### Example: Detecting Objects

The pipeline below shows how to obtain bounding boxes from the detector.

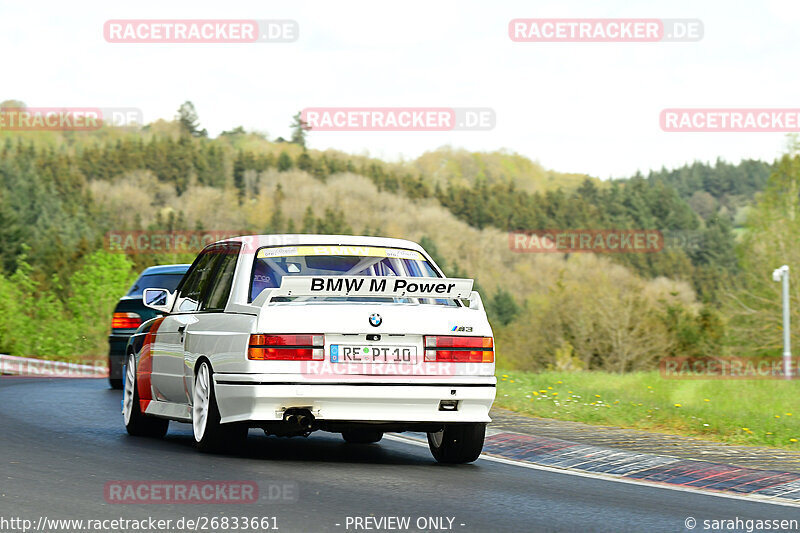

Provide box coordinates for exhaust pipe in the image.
[283,408,315,429]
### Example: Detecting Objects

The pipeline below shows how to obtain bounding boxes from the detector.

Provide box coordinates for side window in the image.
[174,249,220,313]
[204,245,240,311]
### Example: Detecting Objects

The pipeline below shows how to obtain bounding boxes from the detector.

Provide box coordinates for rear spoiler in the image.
[252,276,484,310]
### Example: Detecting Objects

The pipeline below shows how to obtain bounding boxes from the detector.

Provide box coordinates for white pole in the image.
[773,265,792,379]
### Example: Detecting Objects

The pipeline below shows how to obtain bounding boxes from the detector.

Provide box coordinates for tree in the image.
[277,151,293,172]
[0,197,23,274]
[297,151,313,171]
[220,126,247,137]
[233,151,246,200]
[290,111,310,148]
[688,190,718,220]
[301,206,316,233]
[419,236,447,272]
[177,101,207,137]
[317,207,352,234]
[487,289,520,326]
[67,250,136,355]
[726,154,800,356]
[267,185,285,233]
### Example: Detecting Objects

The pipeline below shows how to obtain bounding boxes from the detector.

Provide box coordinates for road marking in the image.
[385,434,800,509]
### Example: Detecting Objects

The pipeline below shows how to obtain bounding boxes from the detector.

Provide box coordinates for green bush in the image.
[0,248,134,360]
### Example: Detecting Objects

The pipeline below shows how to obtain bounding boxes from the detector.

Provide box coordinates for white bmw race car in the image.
[123,235,496,463]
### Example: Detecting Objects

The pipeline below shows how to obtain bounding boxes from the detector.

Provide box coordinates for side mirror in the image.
[143,288,175,314]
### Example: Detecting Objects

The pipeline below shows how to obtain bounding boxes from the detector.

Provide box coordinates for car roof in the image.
[215,234,426,253]
[139,264,192,275]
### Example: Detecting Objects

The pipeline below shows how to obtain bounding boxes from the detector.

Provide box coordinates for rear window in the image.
[127,273,185,297]
[250,245,454,306]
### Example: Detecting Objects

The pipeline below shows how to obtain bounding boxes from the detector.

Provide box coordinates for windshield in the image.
[127,273,185,297]
[250,245,455,306]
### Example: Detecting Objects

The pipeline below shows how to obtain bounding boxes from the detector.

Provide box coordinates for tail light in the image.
[424,336,494,363]
[248,334,324,361]
[112,312,142,329]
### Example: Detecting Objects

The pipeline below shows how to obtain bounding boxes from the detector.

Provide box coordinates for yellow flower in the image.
[742,427,751,432]
[510,380,515,383]
[547,386,553,390]
[502,374,508,378]
[556,381,563,384]
[568,391,574,394]
[791,438,798,443]
[532,391,538,396]
[595,394,601,398]
[647,386,652,389]
[552,392,558,396]
[766,432,773,435]
[539,390,547,394]
[775,415,781,418]
[787,413,793,416]
[703,399,710,402]
[674,404,682,408]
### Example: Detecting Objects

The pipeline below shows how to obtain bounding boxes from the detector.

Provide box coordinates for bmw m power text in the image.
[123,235,496,463]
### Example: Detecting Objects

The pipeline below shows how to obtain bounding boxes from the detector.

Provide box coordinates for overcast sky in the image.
[2,0,798,178]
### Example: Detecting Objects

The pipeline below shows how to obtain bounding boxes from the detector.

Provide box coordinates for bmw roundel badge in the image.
[369,313,382,327]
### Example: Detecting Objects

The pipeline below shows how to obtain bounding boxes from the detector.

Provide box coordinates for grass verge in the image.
[494,369,800,449]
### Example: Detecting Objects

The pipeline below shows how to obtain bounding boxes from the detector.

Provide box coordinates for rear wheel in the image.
[342,429,383,444]
[192,361,247,452]
[109,355,123,389]
[427,423,485,464]
[123,353,169,437]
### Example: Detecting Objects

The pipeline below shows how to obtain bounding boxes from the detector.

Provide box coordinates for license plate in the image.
[330,345,417,364]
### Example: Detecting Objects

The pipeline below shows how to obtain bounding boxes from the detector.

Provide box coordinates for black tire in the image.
[123,354,169,438]
[342,429,384,444]
[193,361,248,453]
[109,377,123,390]
[427,423,486,464]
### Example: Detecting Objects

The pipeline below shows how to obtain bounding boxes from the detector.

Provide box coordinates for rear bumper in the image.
[213,374,496,425]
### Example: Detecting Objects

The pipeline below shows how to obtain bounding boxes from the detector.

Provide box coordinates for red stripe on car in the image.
[137,316,165,412]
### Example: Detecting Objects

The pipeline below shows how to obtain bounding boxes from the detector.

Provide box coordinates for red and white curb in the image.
[388,430,800,508]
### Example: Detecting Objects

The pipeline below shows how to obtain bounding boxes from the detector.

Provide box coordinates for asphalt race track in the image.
[0,379,797,533]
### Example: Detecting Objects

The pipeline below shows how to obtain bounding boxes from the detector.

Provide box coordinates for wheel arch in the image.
[194,355,213,376]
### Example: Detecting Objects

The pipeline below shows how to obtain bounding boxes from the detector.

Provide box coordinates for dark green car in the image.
[108,264,191,389]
